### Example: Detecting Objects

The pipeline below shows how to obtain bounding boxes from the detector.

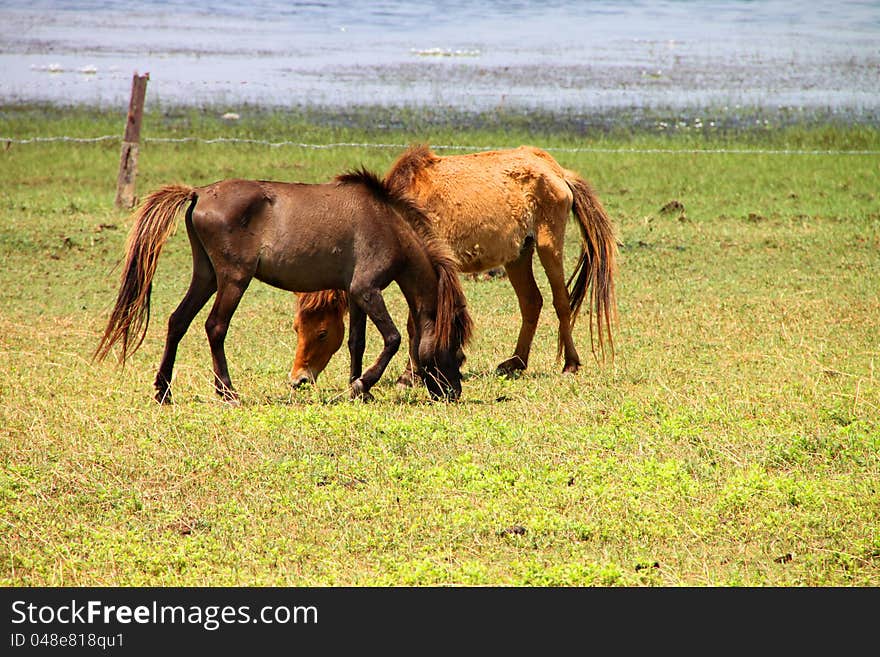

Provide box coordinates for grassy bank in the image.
[1,105,878,586]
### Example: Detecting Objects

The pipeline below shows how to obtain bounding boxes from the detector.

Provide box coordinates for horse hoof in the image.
[218,389,241,406]
[350,380,374,402]
[496,356,526,378]
[562,363,580,375]
[154,389,173,405]
[395,372,415,388]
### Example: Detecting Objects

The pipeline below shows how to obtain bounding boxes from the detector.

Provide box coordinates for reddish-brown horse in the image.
[94,169,473,402]
[290,145,618,387]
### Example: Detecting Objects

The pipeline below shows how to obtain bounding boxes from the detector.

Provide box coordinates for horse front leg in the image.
[395,312,420,388]
[348,287,400,401]
[347,300,368,385]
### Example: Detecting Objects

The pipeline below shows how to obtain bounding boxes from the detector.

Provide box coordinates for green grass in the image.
[1,105,878,586]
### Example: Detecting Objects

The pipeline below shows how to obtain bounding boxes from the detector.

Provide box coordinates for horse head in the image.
[417,331,463,402]
[290,290,347,387]
[417,285,472,401]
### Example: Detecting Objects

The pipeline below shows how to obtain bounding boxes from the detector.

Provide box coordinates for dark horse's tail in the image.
[93,184,196,364]
[562,171,619,362]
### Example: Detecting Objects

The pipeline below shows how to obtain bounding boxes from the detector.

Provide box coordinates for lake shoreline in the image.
[5,1,878,132]
[3,100,878,137]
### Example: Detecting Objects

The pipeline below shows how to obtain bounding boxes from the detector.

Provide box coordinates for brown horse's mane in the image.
[334,166,473,350]
[383,144,439,197]
[296,288,347,314]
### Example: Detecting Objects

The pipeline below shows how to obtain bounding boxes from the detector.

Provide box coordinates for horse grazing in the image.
[94,169,473,403]
[289,145,618,387]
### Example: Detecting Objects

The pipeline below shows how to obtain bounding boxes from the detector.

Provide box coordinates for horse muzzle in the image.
[289,369,317,389]
[424,375,462,402]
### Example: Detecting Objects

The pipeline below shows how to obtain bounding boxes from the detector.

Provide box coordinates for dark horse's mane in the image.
[334,167,473,350]
[335,167,438,245]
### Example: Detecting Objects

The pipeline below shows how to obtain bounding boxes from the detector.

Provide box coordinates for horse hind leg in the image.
[154,232,217,404]
[204,274,252,404]
[496,239,542,377]
[535,235,580,374]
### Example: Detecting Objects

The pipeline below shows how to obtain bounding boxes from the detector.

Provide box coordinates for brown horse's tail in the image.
[563,172,619,362]
[93,184,196,364]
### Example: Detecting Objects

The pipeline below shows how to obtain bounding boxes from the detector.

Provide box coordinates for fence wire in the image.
[2,134,878,155]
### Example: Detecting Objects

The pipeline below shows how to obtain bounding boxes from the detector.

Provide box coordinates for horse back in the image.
[387,146,575,272]
[191,178,368,241]
[195,178,422,293]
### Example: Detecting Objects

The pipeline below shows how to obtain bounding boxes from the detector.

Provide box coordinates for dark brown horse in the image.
[94,169,473,402]
[290,145,618,387]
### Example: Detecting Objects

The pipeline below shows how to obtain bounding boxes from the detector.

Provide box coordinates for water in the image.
[1,0,878,117]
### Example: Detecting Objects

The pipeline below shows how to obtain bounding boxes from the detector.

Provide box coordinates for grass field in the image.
[1,105,878,586]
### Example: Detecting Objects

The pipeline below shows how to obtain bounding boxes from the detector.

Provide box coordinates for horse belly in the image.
[413,171,535,273]
[255,243,352,292]
[431,200,532,273]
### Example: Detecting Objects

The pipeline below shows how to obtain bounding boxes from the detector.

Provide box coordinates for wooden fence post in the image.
[115,72,150,209]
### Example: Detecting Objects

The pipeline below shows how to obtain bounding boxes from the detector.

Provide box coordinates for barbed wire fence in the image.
[2,134,878,156]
